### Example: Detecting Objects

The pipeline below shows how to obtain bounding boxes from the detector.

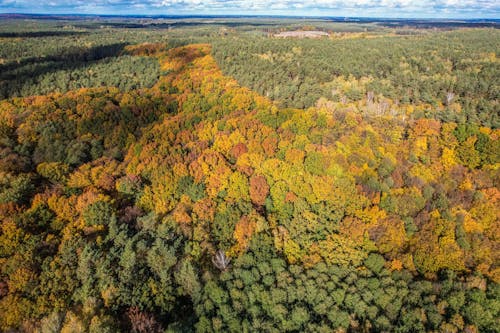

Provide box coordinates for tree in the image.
[212,250,231,271]
[249,175,270,206]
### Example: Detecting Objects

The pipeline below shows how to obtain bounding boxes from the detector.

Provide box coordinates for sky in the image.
[0,0,499,19]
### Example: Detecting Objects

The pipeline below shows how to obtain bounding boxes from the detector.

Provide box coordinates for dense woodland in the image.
[0,18,499,332]
[212,29,499,127]
[0,26,171,98]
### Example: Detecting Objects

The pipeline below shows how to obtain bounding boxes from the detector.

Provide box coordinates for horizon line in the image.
[1,12,499,22]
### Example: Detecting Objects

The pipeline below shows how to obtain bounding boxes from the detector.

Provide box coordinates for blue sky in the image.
[0,0,499,19]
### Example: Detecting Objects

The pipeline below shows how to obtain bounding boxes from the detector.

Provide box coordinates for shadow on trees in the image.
[0,43,128,98]
[0,31,87,38]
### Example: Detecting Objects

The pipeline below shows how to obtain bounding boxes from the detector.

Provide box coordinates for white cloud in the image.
[0,0,498,17]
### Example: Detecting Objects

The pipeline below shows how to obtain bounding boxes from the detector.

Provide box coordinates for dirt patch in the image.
[274,31,329,38]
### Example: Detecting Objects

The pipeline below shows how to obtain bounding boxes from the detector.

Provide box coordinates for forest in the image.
[212,29,499,127]
[0,17,498,332]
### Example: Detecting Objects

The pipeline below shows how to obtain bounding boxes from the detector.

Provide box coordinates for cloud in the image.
[0,0,498,18]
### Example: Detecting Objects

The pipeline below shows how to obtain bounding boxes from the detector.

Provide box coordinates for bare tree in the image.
[127,307,162,333]
[376,100,389,116]
[445,92,455,105]
[366,91,374,105]
[212,250,231,271]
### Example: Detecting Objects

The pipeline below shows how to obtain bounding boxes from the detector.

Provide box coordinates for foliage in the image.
[0,19,498,333]
[212,29,500,127]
